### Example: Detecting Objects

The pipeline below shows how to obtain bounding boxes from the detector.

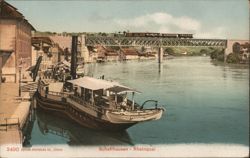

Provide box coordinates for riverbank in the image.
[210,59,249,68]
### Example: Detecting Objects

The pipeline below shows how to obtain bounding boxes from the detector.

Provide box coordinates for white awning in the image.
[67,76,121,90]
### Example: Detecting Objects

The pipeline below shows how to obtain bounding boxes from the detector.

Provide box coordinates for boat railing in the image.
[69,95,85,106]
[126,100,141,110]
[47,91,70,98]
[68,95,110,114]
[140,100,159,109]
[0,117,20,131]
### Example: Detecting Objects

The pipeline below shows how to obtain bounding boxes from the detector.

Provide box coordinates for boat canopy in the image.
[67,76,140,93]
[106,86,141,94]
[67,76,120,90]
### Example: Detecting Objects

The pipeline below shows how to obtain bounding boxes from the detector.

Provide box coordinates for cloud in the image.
[196,27,228,39]
[149,12,173,25]
[88,12,112,23]
[173,16,201,31]
[114,12,201,32]
[113,12,226,38]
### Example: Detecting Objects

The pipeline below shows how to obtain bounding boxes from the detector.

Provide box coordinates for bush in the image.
[164,47,175,55]
[210,49,224,61]
[226,53,241,63]
[200,49,208,55]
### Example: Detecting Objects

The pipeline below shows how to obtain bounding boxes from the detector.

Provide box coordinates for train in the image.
[124,32,193,38]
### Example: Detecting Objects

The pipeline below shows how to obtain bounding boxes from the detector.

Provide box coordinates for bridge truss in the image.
[85,36,227,48]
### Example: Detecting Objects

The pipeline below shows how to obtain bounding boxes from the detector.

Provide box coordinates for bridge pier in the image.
[224,48,230,62]
[158,47,163,63]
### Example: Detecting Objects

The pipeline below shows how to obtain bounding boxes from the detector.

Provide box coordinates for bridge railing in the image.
[85,36,227,48]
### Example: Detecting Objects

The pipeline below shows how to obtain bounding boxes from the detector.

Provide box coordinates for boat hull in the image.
[35,93,136,131]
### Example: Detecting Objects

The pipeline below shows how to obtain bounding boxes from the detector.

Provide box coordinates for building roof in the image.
[105,47,115,52]
[105,52,118,56]
[49,35,72,51]
[32,36,53,46]
[0,49,14,53]
[0,0,35,30]
[121,48,139,56]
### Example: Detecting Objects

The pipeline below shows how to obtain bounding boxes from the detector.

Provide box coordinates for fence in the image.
[0,114,20,131]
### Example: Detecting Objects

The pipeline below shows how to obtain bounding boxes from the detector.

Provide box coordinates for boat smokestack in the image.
[71,35,78,79]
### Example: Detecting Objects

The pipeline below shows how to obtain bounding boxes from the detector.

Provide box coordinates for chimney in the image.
[70,36,78,79]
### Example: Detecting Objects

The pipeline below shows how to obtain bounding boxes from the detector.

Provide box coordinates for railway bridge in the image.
[83,36,228,63]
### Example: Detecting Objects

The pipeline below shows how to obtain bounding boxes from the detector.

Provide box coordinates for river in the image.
[25,56,249,147]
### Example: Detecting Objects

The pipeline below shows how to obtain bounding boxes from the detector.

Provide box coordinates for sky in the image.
[6,0,250,39]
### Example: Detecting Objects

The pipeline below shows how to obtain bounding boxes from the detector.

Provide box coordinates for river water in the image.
[26,57,249,147]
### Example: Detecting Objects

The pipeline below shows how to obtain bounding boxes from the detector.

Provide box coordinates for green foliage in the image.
[141,46,146,52]
[167,47,217,56]
[226,53,241,63]
[164,47,175,55]
[210,49,224,61]
[200,49,208,55]
[232,42,241,54]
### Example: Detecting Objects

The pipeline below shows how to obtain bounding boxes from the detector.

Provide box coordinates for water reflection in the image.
[210,61,249,80]
[34,106,133,146]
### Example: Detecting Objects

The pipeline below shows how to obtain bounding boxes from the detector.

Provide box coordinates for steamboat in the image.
[34,36,165,131]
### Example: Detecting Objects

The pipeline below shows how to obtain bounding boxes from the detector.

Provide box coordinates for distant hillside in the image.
[164,47,223,56]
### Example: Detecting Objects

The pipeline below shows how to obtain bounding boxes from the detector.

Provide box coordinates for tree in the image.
[210,49,224,61]
[141,46,146,53]
[101,33,107,36]
[164,47,175,55]
[232,42,241,54]
[226,53,240,63]
[200,49,208,55]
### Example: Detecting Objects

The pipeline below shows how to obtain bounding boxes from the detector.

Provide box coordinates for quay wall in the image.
[0,83,33,146]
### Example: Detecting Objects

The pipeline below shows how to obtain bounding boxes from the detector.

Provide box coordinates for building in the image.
[138,52,157,60]
[31,36,64,70]
[103,46,119,61]
[120,48,139,60]
[86,45,119,62]
[105,52,119,61]
[0,0,35,82]
[86,46,98,62]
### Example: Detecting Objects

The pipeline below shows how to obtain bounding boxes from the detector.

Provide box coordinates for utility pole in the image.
[71,35,78,79]
[18,66,22,97]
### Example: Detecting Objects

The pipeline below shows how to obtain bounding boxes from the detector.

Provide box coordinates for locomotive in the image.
[125,32,193,38]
